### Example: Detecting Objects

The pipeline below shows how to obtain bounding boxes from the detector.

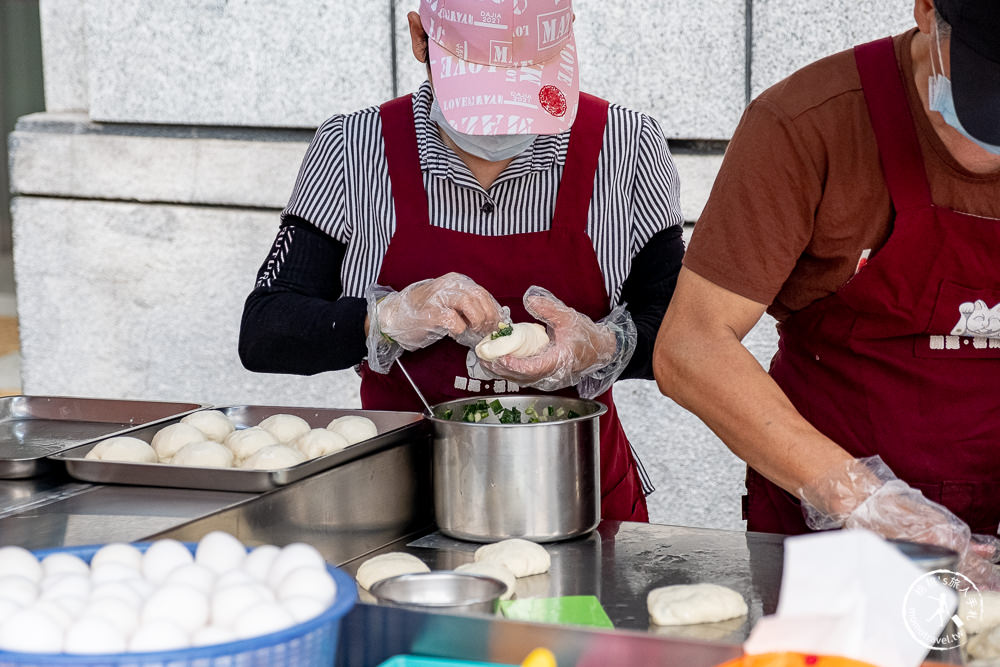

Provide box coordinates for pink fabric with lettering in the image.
[420,0,580,135]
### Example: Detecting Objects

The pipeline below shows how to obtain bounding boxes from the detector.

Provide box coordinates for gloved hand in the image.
[365,273,505,374]
[799,456,1000,590]
[477,286,636,398]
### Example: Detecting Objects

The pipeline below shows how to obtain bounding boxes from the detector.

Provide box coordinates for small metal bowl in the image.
[369,571,506,615]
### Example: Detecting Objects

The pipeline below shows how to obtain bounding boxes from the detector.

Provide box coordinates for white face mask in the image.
[429,98,537,162]
[927,24,1000,155]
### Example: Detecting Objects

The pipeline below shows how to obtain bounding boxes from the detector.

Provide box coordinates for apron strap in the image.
[854,38,933,213]
[379,94,431,230]
[551,92,610,234]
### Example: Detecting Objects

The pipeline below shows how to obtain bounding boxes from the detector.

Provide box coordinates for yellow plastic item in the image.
[520,647,557,667]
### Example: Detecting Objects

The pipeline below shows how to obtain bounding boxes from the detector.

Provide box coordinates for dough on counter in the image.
[647,583,748,626]
[240,444,306,470]
[474,539,550,578]
[180,410,235,443]
[475,322,549,361]
[968,623,1000,660]
[224,427,279,461]
[961,590,1000,636]
[293,429,350,459]
[454,561,516,600]
[355,552,430,591]
[171,440,235,468]
[151,423,209,463]
[257,414,311,444]
[85,437,157,464]
[326,416,378,445]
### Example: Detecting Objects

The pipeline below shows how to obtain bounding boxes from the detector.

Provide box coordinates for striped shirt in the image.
[276,81,683,306]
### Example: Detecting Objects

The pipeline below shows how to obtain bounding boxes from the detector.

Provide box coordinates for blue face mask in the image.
[928,28,1000,155]
[429,98,537,162]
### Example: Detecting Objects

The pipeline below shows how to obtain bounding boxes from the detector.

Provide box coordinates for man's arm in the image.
[652,267,854,495]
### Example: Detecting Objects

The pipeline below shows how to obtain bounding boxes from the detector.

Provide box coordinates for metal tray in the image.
[0,395,204,479]
[53,405,428,493]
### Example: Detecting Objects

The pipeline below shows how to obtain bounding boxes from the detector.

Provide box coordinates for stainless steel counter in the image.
[330,521,783,666]
[0,427,963,667]
[343,522,783,642]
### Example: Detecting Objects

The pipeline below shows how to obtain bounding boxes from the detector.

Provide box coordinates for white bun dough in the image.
[171,441,235,468]
[326,416,378,445]
[294,429,350,459]
[180,410,235,442]
[240,444,306,470]
[968,623,1000,660]
[257,414,311,444]
[355,552,429,591]
[85,437,157,464]
[961,590,1000,636]
[646,583,748,626]
[151,423,208,463]
[224,427,279,461]
[454,561,516,600]
[474,539,550,578]
[475,322,549,361]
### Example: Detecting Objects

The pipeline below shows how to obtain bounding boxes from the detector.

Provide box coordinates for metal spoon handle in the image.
[396,358,434,416]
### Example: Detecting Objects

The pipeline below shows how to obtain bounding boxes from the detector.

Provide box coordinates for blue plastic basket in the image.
[0,542,357,667]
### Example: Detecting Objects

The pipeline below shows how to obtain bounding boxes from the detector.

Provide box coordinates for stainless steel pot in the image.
[430,395,606,543]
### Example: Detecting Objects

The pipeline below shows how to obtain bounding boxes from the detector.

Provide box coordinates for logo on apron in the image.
[929,300,1000,351]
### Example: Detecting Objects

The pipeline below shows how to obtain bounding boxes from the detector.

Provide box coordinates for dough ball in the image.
[647,583,748,626]
[180,410,235,442]
[85,437,157,464]
[171,441,235,468]
[151,423,208,463]
[240,444,306,470]
[454,561,516,600]
[961,590,1000,636]
[968,623,1000,660]
[257,414,311,444]
[355,552,429,591]
[326,416,378,445]
[224,427,279,461]
[473,539,550,578]
[475,322,549,361]
[294,428,350,459]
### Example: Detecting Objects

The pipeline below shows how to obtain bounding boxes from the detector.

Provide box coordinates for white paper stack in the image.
[744,529,957,667]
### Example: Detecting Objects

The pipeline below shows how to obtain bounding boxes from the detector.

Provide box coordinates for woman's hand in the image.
[375,273,504,349]
[480,287,617,391]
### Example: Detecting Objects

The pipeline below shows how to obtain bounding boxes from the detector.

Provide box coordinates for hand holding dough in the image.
[475,323,549,361]
[647,583,747,626]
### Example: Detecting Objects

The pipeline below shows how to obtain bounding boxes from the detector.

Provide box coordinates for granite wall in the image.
[10,0,915,531]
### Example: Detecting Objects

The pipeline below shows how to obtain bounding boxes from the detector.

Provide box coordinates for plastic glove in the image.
[365,273,505,374]
[477,286,637,398]
[798,456,1000,590]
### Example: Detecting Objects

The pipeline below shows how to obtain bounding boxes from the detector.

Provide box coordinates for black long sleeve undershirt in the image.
[238,217,684,381]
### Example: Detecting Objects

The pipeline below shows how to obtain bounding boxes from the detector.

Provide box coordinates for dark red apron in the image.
[747,37,1000,536]
[360,92,648,522]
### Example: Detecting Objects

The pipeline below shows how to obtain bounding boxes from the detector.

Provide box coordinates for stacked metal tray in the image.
[0,395,204,479]
[51,405,427,493]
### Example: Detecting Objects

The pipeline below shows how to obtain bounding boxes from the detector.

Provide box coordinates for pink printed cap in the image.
[420,0,580,136]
